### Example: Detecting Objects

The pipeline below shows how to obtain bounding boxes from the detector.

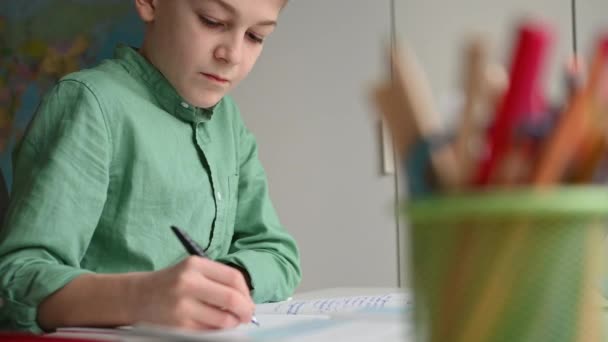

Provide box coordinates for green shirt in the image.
[0,45,301,333]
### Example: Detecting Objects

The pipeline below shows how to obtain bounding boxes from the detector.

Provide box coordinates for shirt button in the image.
[180,102,189,108]
[216,191,222,201]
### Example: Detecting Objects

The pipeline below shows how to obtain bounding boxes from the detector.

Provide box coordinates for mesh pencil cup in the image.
[404,186,608,342]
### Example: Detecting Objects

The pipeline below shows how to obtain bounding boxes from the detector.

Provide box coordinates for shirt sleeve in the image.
[216,121,302,304]
[0,80,111,333]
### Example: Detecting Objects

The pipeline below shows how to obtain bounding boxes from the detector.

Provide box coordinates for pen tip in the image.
[251,317,260,327]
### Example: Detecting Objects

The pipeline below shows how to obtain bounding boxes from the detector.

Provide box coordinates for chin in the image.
[196,99,222,109]
[188,94,224,109]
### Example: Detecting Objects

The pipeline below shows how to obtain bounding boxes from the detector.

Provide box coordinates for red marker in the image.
[473,20,554,186]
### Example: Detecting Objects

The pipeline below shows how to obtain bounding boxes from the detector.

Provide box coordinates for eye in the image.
[199,15,225,29]
[247,32,264,44]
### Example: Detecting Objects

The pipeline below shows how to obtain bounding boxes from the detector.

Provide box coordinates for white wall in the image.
[393,0,608,286]
[577,0,608,54]
[395,0,608,104]
[232,0,608,293]
[232,0,400,292]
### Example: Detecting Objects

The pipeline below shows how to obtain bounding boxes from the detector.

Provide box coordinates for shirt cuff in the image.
[0,297,41,333]
[0,267,91,333]
[216,250,298,304]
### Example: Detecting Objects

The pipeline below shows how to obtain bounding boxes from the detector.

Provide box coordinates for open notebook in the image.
[52,291,412,341]
[128,291,412,341]
[255,291,411,316]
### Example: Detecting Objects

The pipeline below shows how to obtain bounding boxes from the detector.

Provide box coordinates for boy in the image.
[0,0,300,333]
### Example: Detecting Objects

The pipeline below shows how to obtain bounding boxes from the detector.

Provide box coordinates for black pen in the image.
[170,225,260,327]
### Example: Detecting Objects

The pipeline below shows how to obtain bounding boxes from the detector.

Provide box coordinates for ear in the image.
[134,0,157,22]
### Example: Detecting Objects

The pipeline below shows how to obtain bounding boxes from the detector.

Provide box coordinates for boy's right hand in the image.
[130,256,255,330]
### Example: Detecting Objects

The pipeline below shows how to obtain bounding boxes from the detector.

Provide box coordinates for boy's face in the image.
[136,0,284,108]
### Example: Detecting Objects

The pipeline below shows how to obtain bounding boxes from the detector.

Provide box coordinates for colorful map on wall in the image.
[0,0,143,189]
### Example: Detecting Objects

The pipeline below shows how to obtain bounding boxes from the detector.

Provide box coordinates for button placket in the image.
[211,172,223,228]
[193,123,224,255]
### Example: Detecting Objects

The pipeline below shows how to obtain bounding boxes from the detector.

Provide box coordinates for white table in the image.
[49,287,411,342]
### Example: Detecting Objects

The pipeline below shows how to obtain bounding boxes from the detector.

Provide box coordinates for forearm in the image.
[37,272,145,331]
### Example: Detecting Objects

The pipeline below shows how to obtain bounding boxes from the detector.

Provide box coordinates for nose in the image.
[214,33,243,65]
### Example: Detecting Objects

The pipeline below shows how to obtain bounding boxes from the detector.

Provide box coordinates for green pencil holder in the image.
[405,186,608,342]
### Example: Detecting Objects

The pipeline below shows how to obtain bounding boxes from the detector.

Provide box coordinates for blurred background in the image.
[1,1,606,293]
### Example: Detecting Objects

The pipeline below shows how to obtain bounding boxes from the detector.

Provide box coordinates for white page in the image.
[128,313,412,342]
[255,292,411,315]
[128,315,330,342]
[85,293,413,341]
[260,318,412,342]
[51,327,137,341]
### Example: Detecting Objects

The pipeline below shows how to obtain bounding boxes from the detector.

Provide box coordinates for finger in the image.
[176,319,216,331]
[178,258,253,322]
[196,277,254,323]
[194,302,242,329]
[193,258,252,298]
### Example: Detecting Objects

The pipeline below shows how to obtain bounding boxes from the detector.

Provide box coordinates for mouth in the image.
[201,72,229,84]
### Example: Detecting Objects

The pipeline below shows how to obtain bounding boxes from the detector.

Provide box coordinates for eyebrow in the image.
[206,0,277,26]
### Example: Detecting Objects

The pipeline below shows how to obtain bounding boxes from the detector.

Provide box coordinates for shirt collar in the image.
[114,44,219,124]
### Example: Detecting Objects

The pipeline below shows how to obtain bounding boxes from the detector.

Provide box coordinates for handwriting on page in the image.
[257,293,411,315]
